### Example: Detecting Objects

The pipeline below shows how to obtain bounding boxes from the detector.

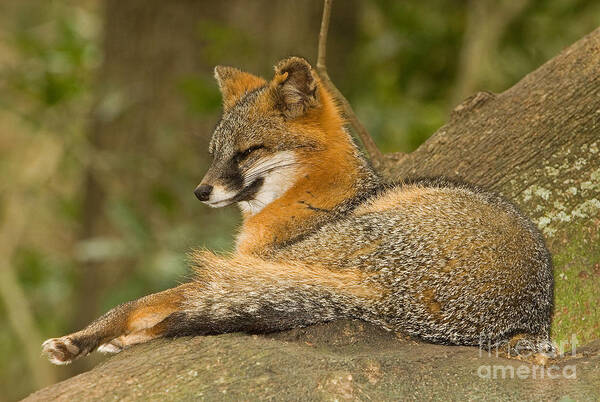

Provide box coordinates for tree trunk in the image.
[26,25,600,402]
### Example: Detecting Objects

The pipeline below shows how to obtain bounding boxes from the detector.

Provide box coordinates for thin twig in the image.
[316,0,332,70]
[316,0,386,170]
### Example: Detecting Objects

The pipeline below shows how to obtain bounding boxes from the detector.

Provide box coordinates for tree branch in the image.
[316,0,387,171]
[25,321,600,401]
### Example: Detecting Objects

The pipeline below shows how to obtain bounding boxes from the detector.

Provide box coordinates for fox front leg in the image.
[42,284,190,365]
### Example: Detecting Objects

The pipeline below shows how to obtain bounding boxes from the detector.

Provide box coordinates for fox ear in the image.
[271,57,319,119]
[214,66,267,110]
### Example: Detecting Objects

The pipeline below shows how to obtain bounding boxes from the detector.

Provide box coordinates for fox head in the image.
[195,56,355,215]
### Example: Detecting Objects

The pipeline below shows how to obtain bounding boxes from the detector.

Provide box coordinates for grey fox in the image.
[42,57,553,365]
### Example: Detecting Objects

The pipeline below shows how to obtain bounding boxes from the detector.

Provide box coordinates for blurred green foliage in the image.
[178,76,222,115]
[346,0,600,152]
[0,2,100,397]
[0,1,599,400]
[350,1,465,151]
[1,2,99,120]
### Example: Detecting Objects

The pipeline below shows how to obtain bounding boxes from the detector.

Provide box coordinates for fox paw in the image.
[98,339,124,354]
[42,337,84,365]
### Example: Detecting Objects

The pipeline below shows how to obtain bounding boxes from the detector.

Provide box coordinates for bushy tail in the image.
[166,251,382,336]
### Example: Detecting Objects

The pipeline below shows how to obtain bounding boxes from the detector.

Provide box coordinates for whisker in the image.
[245,162,298,179]
[244,161,302,183]
[244,159,296,175]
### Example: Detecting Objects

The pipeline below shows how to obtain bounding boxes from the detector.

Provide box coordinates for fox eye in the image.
[235,145,265,161]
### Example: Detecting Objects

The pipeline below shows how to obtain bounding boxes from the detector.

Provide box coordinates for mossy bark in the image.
[25,27,600,402]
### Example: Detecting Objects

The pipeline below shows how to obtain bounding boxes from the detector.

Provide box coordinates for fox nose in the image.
[194,184,213,201]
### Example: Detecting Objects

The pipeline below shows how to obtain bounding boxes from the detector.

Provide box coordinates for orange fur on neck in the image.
[237,85,363,255]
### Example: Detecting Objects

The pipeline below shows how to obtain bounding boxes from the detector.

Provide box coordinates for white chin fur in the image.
[205,185,237,208]
[238,151,297,215]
